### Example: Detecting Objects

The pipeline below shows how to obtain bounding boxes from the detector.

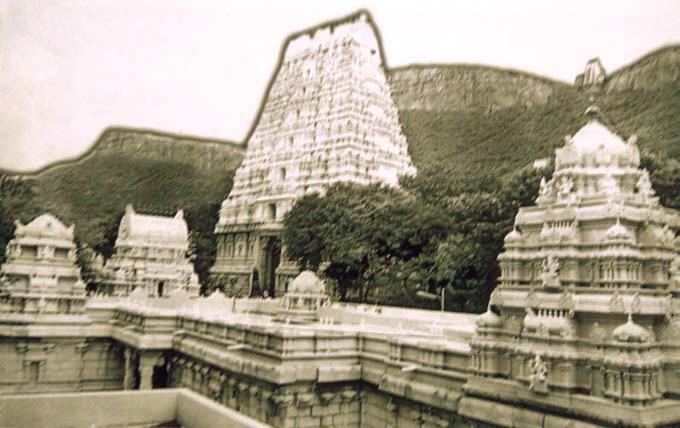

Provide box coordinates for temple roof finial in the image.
[585,102,599,121]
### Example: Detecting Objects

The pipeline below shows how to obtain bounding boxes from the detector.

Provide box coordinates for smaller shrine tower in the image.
[96,204,200,297]
[464,106,680,426]
[0,213,86,314]
[575,57,607,88]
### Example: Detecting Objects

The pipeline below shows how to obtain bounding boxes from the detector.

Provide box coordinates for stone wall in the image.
[360,388,470,428]
[168,352,362,427]
[0,338,124,394]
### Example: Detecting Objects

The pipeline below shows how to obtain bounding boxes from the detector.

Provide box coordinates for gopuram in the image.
[466,106,680,426]
[211,12,416,298]
[95,204,200,297]
[0,214,122,394]
[1,11,680,428]
[0,213,86,314]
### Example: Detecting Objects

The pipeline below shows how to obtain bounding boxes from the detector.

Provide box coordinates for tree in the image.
[74,240,97,292]
[185,202,221,295]
[93,212,124,260]
[640,150,680,209]
[283,183,449,304]
[0,175,41,264]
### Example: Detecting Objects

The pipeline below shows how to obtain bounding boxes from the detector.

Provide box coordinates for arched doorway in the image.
[263,237,281,298]
[152,364,168,389]
[251,269,260,297]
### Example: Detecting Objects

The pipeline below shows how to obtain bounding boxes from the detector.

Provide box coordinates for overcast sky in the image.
[1,0,679,171]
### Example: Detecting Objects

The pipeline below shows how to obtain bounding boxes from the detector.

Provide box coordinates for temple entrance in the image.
[251,269,260,297]
[133,367,141,390]
[157,281,165,297]
[263,237,281,298]
[152,364,168,389]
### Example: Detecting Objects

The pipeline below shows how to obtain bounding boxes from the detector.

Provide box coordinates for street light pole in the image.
[416,288,445,312]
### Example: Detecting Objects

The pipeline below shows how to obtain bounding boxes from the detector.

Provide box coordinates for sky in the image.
[1,0,679,171]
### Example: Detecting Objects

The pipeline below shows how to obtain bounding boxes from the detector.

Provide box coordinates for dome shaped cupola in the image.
[606,219,634,242]
[570,106,628,157]
[476,305,502,329]
[288,270,326,295]
[613,314,650,343]
[277,271,329,324]
[504,227,522,246]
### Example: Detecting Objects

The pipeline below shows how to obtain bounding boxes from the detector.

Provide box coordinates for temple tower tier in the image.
[95,204,200,297]
[0,213,86,314]
[465,106,680,426]
[211,11,416,297]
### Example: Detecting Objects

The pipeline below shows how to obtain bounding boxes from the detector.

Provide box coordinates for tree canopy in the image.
[282,160,554,312]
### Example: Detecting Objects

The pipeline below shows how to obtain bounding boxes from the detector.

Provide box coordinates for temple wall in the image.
[0,338,124,394]
[167,352,362,427]
[210,272,252,296]
[360,387,473,428]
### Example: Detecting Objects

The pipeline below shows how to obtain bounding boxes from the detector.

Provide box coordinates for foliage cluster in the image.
[0,155,234,294]
[283,160,553,312]
[283,148,680,313]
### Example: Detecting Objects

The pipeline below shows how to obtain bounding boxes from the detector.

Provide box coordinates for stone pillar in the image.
[123,348,136,390]
[138,351,162,390]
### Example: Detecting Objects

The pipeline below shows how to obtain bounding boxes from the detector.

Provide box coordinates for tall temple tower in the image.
[211,12,415,297]
[462,106,680,426]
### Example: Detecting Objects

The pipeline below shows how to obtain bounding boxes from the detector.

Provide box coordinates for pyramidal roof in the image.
[15,213,74,241]
[117,204,188,245]
[571,116,628,154]
[217,11,415,229]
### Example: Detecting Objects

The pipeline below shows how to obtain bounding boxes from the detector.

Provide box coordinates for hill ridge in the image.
[4,126,244,178]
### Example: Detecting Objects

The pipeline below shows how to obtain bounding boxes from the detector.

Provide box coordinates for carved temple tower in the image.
[97,204,200,297]
[211,12,415,297]
[462,106,680,426]
[0,213,86,315]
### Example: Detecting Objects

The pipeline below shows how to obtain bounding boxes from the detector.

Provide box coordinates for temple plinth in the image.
[211,12,415,298]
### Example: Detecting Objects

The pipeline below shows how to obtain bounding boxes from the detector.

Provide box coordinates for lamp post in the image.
[415,288,445,312]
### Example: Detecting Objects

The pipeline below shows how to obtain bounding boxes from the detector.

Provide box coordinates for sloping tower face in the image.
[211,12,415,297]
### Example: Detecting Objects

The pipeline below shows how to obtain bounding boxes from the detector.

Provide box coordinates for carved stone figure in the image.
[557,177,574,201]
[609,290,624,313]
[590,322,608,344]
[541,255,561,289]
[636,170,654,197]
[600,174,619,195]
[536,177,552,205]
[670,257,680,290]
[528,354,549,394]
[631,292,642,314]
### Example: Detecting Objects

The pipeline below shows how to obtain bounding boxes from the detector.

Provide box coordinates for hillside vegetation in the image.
[32,154,235,247]
[1,44,678,295]
[389,45,680,183]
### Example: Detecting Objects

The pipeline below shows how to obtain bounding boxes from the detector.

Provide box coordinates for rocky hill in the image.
[2,44,679,257]
[389,44,680,181]
[21,127,245,178]
[4,128,244,247]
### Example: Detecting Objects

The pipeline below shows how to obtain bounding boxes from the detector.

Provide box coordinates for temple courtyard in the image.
[1,9,679,428]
